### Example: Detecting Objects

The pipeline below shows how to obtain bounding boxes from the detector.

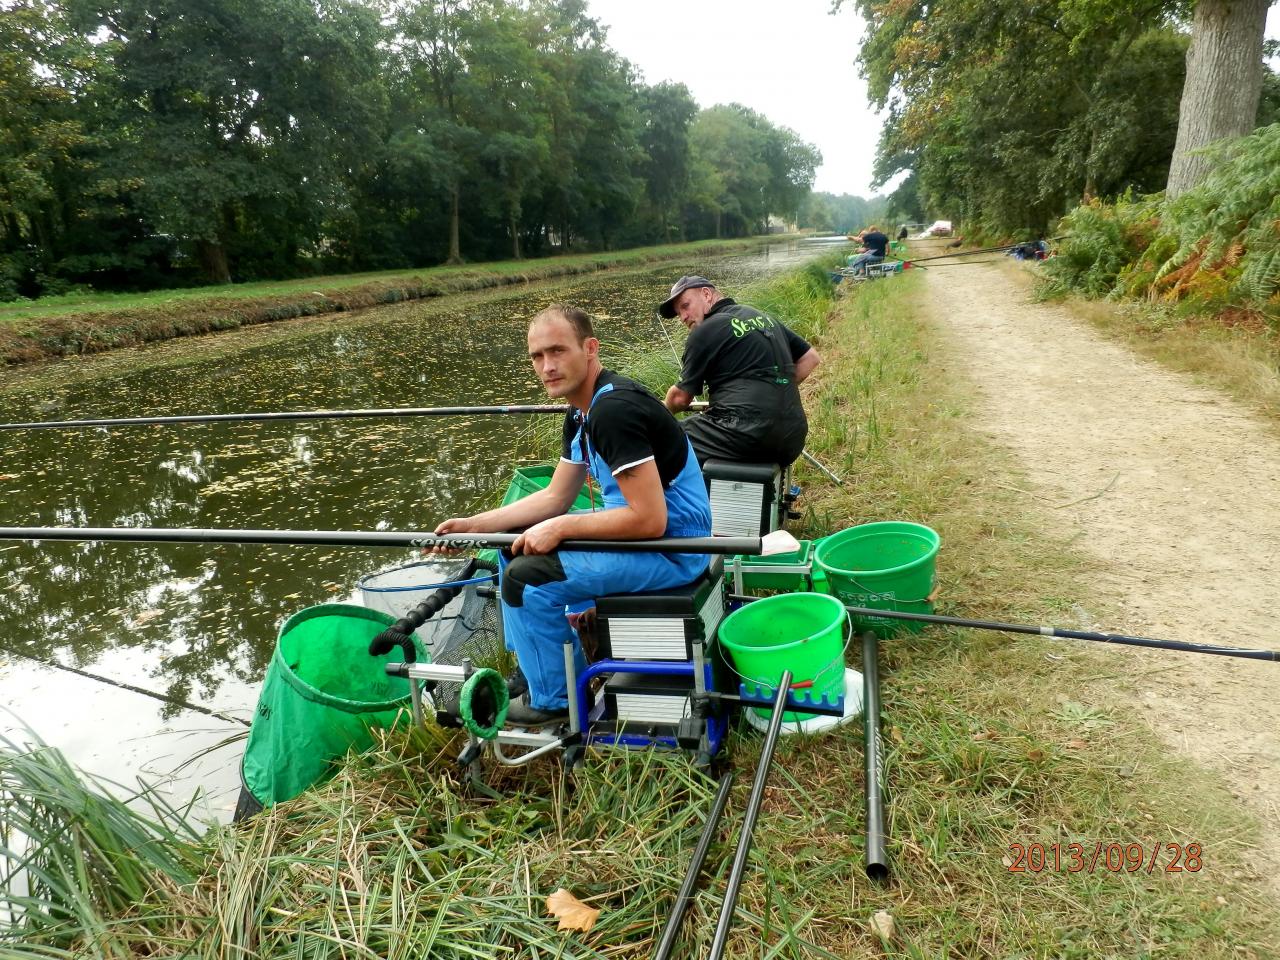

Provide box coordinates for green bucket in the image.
[718,593,848,722]
[240,604,424,809]
[813,522,940,637]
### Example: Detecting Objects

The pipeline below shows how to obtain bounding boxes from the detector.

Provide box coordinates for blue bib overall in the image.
[499,380,712,711]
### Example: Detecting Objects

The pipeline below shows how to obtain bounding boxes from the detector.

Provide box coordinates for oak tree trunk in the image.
[446,181,462,264]
[1166,0,1270,198]
[197,239,231,284]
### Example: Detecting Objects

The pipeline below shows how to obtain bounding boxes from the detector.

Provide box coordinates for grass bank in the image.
[4,263,1275,957]
[0,236,773,366]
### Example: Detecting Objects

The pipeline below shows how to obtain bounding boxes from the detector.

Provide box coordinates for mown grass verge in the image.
[0,237,773,366]
[3,262,1275,958]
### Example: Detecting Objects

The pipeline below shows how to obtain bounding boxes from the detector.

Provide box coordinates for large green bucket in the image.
[239,604,423,810]
[813,522,940,637]
[718,593,848,722]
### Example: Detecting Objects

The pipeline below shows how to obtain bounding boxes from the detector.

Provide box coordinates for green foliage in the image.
[1044,123,1280,321]
[799,191,890,233]
[0,0,824,299]
[1,731,202,953]
[849,0,1190,236]
[1043,196,1160,297]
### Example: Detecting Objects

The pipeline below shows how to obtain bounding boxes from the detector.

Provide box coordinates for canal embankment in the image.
[0,237,778,366]
[6,251,1277,957]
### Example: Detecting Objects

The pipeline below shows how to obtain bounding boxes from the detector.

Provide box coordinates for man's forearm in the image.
[462,487,571,532]
[665,384,694,412]
[557,503,666,540]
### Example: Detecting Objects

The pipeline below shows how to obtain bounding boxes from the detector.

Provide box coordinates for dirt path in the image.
[920,261,1280,883]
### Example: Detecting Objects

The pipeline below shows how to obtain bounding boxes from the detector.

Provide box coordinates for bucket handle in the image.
[836,572,940,608]
[726,607,853,695]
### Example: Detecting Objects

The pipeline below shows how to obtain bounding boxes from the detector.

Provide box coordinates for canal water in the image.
[0,241,834,818]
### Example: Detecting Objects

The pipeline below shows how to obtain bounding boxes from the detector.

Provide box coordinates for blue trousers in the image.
[499,548,708,710]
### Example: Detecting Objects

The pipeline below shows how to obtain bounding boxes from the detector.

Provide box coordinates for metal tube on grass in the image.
[653,772,736,960]
[708,670,792,960]
[862,630,888,881]
[841,605,1279,663]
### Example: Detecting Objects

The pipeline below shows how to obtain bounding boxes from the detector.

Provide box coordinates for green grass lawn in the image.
[0,237,774,325]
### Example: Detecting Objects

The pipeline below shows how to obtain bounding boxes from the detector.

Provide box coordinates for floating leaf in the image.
[545,888,600,933]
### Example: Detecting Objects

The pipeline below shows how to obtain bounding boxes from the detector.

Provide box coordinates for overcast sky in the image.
[586,0,881,198]
[588,0,1280,200]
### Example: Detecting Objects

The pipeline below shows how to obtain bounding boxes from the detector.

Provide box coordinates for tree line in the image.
[0,0,829,299]
[848,0,1279,236]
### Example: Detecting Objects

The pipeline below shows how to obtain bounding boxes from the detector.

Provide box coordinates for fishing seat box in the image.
[602,672,695,726]
[595,556,725,661]
[703,460,785,537]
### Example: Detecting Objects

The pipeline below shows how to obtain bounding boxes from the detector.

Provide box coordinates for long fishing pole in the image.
[0,525,801,557]
[842,605,1279,663]
[708,671,791,960]
[1,644,250,726]
[0,403,574,432]
[0,401,716,432]
[903,235,1066,266]
[653,772,737,960]
[723,593,1278,662]
[653,311,845,486]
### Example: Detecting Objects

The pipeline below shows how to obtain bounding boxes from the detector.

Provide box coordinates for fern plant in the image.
[1045,123,1280,324]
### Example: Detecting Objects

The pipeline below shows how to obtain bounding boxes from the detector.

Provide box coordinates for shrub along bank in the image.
[1044,123,1279,328]
[3,262,1276,957]
[0,237,772,366]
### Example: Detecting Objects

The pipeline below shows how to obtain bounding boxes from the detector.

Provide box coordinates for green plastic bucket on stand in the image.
[718,593,848,722]
[238,604,424,815]
[813,521,940,637]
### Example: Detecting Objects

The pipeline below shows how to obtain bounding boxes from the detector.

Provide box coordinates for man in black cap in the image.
[659,276,820,468]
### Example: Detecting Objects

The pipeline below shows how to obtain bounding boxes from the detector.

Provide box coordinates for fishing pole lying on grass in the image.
[0,525,802,557]
[841,605,1279,663]
[653,772,736,960]
[708,671,792,960]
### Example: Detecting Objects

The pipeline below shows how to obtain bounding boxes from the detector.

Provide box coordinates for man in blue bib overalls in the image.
[435,304,712,725]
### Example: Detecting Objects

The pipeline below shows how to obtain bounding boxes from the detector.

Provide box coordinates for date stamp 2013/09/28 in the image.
[1006,842,1203,874]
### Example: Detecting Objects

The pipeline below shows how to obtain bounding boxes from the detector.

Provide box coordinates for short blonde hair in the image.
[531,303,594,343]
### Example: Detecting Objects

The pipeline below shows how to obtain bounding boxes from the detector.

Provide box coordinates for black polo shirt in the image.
[677,298,811,398]
[560,370,690,485]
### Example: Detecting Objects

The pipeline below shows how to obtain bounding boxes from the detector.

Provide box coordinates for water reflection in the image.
[0,243,827,812]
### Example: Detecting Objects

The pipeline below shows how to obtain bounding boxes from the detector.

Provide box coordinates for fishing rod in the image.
[902,235,1066,266]
[653,772,736,960]
[652,310,845,487]
[0,403,576,432]
[1,644,250,727]
[708,671,792,960]
[0,400,717,432]
[842,605,1279,663]
[0,525,802,557]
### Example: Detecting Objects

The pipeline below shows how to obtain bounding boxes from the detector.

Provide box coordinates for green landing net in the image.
[239,603,424,811]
